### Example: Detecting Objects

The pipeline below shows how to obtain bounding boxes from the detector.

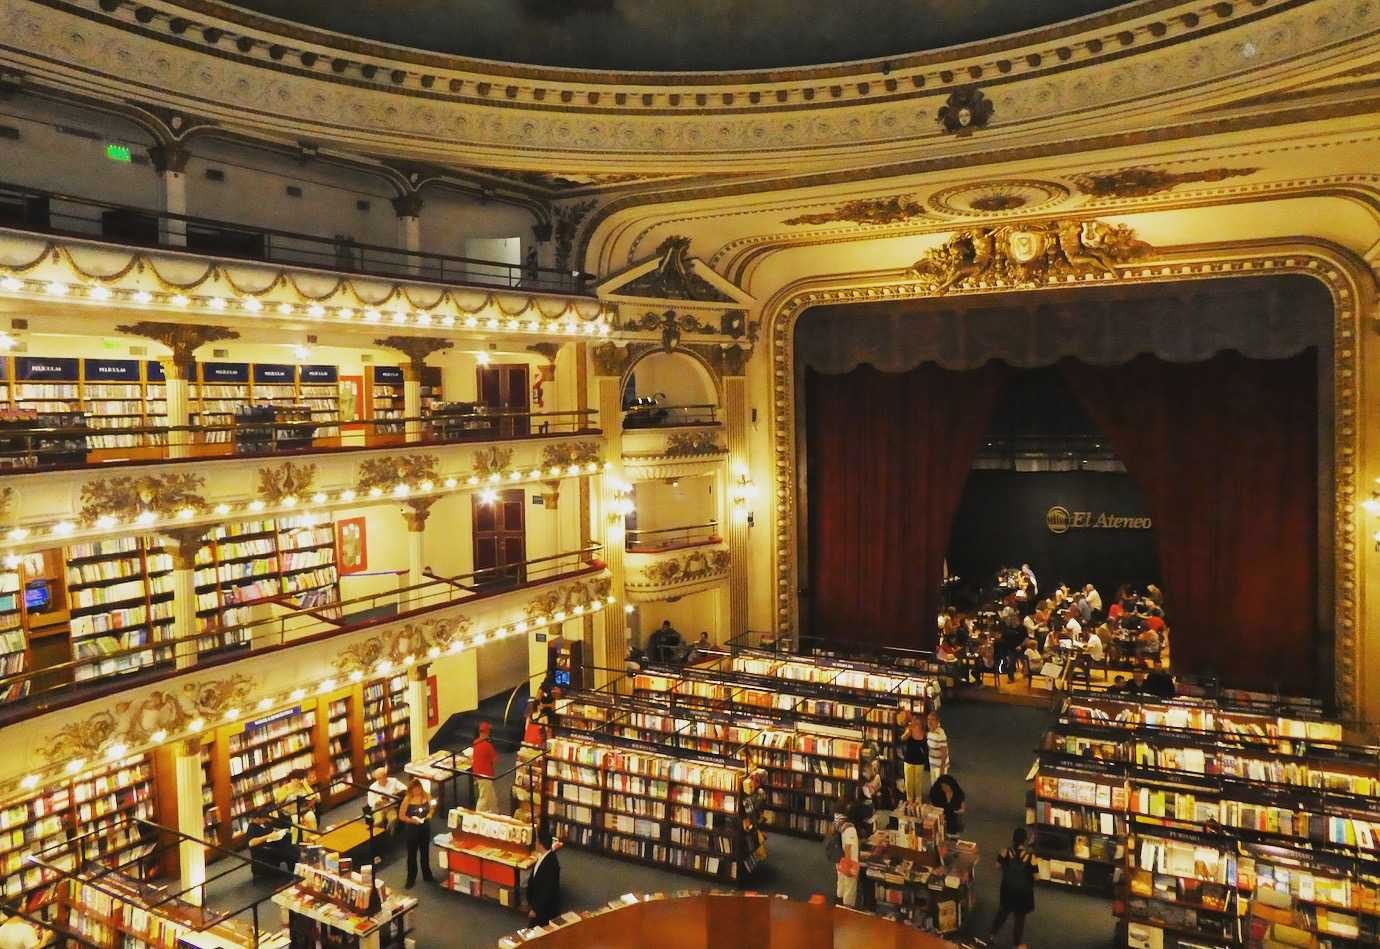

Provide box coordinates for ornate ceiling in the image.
[213,0,1131,72]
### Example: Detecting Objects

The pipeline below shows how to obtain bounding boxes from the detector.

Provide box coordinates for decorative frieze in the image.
[257,461,318,505]
[357,454,440,493]
[78,473,207,525]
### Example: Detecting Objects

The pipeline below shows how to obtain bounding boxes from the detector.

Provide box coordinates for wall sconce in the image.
[608,479,634,523]
[731,462,758,526]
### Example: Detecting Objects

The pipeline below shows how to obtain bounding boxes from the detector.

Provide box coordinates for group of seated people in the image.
[627,621,715,668]
[245,766,323,878]
[935,574,1171,689]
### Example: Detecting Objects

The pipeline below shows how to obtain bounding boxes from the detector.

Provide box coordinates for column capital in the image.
[375,335,453,374]
[117,322,239,379]
[161,525,210,570]
[391,193,424,219]
[402,498,437,531]
[148,143,192,176]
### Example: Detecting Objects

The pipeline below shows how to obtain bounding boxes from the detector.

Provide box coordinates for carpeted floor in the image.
[202,697,1117,947]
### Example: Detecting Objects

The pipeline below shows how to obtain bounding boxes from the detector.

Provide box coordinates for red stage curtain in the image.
[805,362,1007,649]
[1060,352,1318,695]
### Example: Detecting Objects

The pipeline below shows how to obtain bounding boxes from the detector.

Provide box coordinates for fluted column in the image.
[407,664,429,763]
[724,374,751,640]
[149,144,191,247]
[162,527,207,669]
[173,739,207,900]
[402,500,435,610]
[392,193,424,276]
[162,358,192,459]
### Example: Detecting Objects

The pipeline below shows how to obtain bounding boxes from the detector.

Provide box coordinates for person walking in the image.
[926,711,950,777]
[901,714,930,805]
[526,831,563,925]
[832,804,863,908]
[398,778,436,888]
[470,721,499,813]
[990,827,1037,948]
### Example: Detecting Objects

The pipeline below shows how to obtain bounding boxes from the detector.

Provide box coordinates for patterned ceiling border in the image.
[762,237,1377,716]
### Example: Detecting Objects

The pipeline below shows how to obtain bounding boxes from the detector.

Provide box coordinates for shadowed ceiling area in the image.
[219,0,1134,72]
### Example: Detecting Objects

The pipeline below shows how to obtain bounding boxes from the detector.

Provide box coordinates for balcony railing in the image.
[0,182,596,295]
[622,403,719,428]
[0,408,598,472]
[625,521,721,553]
[0,544,605,725]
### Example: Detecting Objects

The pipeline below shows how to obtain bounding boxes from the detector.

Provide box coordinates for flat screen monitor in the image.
[23,579,50,612]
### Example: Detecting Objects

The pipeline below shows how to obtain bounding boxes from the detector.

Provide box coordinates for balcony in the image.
[0,183,594,295]
[0,409,598,473]
[622,402,720,429]
[625,521,721,553]
[0,545,605,726]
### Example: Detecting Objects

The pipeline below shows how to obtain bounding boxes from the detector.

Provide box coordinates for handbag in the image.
[836,856,860,879]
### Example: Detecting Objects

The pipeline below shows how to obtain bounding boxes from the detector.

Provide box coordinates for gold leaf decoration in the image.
[524,577,611,621]
[182,674,256,719]
[78,473,207,525]
[41,711,122,763]
[636,549,731,588]
[783,195,926,226]
[357,454,440,493]
[473,446,514,479]
[665,432,723,456]
[539,441,602,471]
[257,461,318,505]
[1073,166,1259,198]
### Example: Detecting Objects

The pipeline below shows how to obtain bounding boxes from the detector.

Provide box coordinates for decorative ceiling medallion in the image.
[928,180,1070,218]
[782,195,926,227]
[1072,166,1261,198]
[936,87,994,135]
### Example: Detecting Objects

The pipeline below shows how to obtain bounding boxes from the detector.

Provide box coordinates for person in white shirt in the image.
[1085,629,1105,663]
[926,712,950,776]
[1020,563,1038,595]
[834,806,863,908]
[1063,612,1082,641]
[367,767,408,831]
[1084,583,1103,613]
[0,915,41,949]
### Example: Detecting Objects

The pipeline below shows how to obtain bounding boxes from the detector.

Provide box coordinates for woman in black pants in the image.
[397,778,436,888]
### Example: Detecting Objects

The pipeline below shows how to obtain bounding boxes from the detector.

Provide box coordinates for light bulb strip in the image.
[0,461,612,553]
[6,595,614,795]
[0,274,614,337]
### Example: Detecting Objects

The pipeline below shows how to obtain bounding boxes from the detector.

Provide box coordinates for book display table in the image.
[861,834,979,935]
[273,850,415,949]
[434,807,539,911]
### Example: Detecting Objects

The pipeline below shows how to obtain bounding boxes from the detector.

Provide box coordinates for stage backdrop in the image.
[947,470,1159,608]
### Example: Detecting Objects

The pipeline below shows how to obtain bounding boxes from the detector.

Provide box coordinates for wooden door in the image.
[472,489,526,589]
[477,364,530,437]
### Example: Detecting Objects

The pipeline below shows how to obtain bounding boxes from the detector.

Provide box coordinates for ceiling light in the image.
[89,286,112,301]
[208,297,227,310]
[170,293,189,307]
[133,290,152,304]
[0,277,21,292]
[45,282,70,297]
[243,298,262,312]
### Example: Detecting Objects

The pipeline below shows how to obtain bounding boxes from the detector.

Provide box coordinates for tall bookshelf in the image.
[368,366,404,435]
[543,735,762,882]
[277,519,339,614]
[0,753,157,917]
[363,673,410,774]
[65,537,176,682]
[193,519,279,654]
[298,365,341,441]
[224,705,317,843]
[0,565,28,702]
[191,363,252,446]
[320,692,359,804]
[80,359,167,457]
[420,366,443,415]
[558,690,862,838]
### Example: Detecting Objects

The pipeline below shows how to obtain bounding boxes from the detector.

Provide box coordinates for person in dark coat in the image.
[246,804,297,879]
[990,827,1037,948]
[527,830,563,925]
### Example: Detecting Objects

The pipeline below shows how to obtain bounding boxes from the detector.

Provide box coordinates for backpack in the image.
[823,827,845,864]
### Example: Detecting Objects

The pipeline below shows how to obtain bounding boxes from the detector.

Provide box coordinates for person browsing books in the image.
[398,778,436,888]
[367,766,407,832]
[273,768,319,836]
[526,830,563,925]
[470,721,499,813]
[901,714,930,805]
[990,827,1037,949]
[246,804,297,879]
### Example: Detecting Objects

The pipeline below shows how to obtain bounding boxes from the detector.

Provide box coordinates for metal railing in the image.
[625,521,720,552]
[622,402,720,428]
[0,408,598,472]
[0,544,604,724]
[0,182,596,295]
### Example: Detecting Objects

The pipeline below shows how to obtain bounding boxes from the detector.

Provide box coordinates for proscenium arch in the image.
[761,239,1377,716]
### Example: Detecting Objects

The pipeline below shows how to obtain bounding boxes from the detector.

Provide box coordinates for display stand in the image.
[404,747,473,810]
[273,849,415,949]
[433,806,538,910]
[858,804,979,935]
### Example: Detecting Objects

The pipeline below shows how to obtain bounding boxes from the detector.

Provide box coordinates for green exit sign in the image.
[105,143,132,163]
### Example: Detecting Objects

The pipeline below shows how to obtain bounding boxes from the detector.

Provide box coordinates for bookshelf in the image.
[420,366,443,415]
[368,366,404,435]
[225,705,317,844]
[192,363,251,446]
[199,740,219,844]
[434,807,537,910]
[363,674,411,775]
[557,690,863,838]
[0,753,157,917]
[543,735,762,882]
[276,519,339,614]
[297,365,341,441]
[729,652,938,706]
[81,359,167,457]
[65,536,176,682]
[194,519,278,654]
[0,565,28,702]
[321,692,359,804]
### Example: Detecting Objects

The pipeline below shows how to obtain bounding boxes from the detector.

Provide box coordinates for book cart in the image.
[557,688,865,838]
[542,733,765,883]
[1025,689,1380,947]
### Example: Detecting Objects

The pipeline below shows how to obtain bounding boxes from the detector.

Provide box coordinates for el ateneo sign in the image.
[1046,505,1153,534]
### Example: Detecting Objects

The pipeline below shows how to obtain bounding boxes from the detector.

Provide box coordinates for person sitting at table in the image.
[1136,625,1162,666]
[367,766,408,832]
[1020,563,1038,595]
[1145,583,1165,608]
[247,804,297,878]
[647,620,683,663]
[1084,583,1103,614]
[1063,609,1082,642]
[685,631,712,665]
[273,768,319,836]
[1042,626,1060,655]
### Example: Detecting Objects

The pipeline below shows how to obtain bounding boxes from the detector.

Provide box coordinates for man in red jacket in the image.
[470,721,499,813]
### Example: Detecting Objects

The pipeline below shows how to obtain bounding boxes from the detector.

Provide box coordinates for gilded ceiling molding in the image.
[627,548,731,592]
[256,461,319,505]
[524,576,613,622]
[936,87,994,136]
[910,219,1153,294]
[553,200,598,273]
[332,620,457,675]
[927,180,1070,217]
[472,446,514,480]
[783,196,927,227]
[357,454,441,493]
[762,240,1376,716]
[78,473,208,525]
[114,321,240,379]
[373,335,455,372]
[664,431,725,457]
[1073,166,1261,197]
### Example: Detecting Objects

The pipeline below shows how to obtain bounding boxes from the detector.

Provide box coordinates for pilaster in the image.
[149,143,191,247]
[724,374,751,640]
[391,193,424,276]
[594,374,627,686]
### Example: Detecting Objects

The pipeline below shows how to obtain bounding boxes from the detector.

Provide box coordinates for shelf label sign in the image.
[83,359,140,381]
[145,361,166,382]
[200,362,249,383]
[299,365,338,383]
[253,363,295,384]
[15,357,78,380]
[373,366,404,384]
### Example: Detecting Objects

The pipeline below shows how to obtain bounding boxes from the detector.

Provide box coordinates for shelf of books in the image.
[420,366,443,416]
[557,690,862,838]
[297,365,341,441]
[81,359,168,458]
[194,519,279,654]
[727,652,940,707]
[192,363,253,447]
[1029,690,1380,916]
[65,537,177,682]
[321,692,359,804]
[363,674,411,775]
[368,366,404,435]
[434,807,538,910]
[0,753,158,919]
[224,705,318,845]
[0,565,28,702]
[198,739,219,844]
[276,519,340,615]
[543,735,763,882]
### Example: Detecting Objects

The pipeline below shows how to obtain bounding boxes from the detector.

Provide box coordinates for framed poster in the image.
[426,675,439,728]
[336,516,367,575]
[338,374,364,427]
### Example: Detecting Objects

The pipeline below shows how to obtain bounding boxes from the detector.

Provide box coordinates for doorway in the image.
[478,364,531,437]
[473,488,526,589]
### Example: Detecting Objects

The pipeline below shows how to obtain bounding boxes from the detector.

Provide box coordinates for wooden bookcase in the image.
[64,537,176,682]
[316,686,364,807]
[362,674,410,776]
[367,366,404,436]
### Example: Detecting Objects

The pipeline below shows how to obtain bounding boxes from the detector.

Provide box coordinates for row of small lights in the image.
[17,595,617,791]
[0,277,612,337]
[0,461,611,558]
